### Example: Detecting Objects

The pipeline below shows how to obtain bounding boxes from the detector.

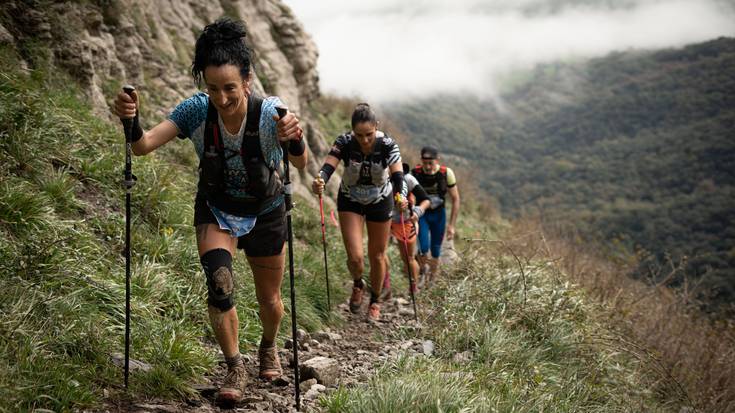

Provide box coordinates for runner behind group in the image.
[388,162,431,297]
[411,146,460,285]
[113,18,306,404]
[311,103,407,321]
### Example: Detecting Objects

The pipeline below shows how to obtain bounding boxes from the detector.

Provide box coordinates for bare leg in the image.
[339,212,365,281]
[366,219,391,299]
[197,224,239,357]
[247,249,286,344]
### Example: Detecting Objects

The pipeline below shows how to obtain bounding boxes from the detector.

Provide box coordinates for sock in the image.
[370,291,379,305]
[260,337,274,349]
[353,278,364,289]
[225,353,243,369]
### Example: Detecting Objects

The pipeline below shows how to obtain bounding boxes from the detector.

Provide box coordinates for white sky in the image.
[282,0,735,102]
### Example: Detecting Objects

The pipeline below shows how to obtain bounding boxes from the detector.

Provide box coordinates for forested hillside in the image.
[386,37,735,314]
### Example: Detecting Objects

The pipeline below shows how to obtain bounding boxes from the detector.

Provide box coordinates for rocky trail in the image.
[110,288,433,413]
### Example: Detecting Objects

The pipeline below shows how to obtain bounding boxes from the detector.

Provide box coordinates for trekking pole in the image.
[397,197,418,322]
[318,194,331,311]
[120,85,137,388]
[276,106,300,411]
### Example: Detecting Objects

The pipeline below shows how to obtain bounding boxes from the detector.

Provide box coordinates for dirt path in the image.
[116,290,426,413]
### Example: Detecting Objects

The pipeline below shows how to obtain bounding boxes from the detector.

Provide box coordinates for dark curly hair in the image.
[351,103,377,128]
[191,17,252,85]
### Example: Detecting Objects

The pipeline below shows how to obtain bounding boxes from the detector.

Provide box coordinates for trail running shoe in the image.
[258,345,282,380]
[216,363,247,405]
[349,281,365,313]
[368,303,381,321]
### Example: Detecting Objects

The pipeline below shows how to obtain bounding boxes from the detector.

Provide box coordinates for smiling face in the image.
[204,64,250,118]
[353,121,377,153]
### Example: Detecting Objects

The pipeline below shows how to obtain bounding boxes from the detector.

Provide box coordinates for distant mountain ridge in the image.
[385,37,735,313]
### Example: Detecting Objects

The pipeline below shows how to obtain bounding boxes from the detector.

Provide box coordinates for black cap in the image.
[421,146,438,159]
[402,162,410,174]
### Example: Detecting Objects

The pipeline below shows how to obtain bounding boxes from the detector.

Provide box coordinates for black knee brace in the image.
[201,248,235,311]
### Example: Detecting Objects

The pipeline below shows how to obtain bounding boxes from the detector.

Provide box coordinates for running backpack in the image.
[199,95,282,215]
[412,164,448,198]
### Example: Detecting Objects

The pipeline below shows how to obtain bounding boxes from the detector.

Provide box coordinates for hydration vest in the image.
[199,95,282,216]
[341,132,391,187]
[412,164,448,210]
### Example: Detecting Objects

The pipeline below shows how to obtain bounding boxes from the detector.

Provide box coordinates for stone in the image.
[296,329,309,342]
[303,388,321,401]
[312,331,342,343]
[398,308,414,317]
[284,339,293,349]
[452,351,473,363]
[423,340,435,356]
[135,404,179,413]
[272,376,291,387]
[299,378,317,392]
[300,356,340,386]
[111,353,152,372]
[0,23,13,45]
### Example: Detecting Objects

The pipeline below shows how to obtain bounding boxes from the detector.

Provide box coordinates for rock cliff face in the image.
[0,0,329,199]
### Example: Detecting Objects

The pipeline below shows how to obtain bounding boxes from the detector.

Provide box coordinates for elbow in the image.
[131,145,148,156]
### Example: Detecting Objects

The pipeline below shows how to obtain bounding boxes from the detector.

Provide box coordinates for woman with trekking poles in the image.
[388,163,431,296]
[113,18,306,405]
[311,103,407,321]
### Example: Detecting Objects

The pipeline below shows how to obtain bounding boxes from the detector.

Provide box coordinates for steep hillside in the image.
[385,37,735,314]
[0,0,333,200]
[2,2,733,412]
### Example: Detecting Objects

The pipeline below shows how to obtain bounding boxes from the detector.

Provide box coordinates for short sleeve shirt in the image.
[328,131,402,202]
[167,92,284,215]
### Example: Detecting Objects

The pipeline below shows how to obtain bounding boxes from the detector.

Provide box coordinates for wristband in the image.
[319,163,335,184]
[412,205,424,219]
[287,137,305,156]
[131,114,143,142]
[390,171,406,197]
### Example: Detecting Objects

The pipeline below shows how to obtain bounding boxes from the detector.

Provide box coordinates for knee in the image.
[369,250,387,264]
[346,256,363,272]
[259,295,284,314]
[201,248,235,312]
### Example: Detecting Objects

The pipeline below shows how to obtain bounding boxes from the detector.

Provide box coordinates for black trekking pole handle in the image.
[121,85,136,388]
[277,106,301,411]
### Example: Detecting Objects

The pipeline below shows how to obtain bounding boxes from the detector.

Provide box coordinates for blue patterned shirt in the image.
[168,92,284,215]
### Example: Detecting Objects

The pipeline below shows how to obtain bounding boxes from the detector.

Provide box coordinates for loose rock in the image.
[301,356,340,386]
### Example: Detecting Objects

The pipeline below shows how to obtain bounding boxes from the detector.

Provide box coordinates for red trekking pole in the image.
[397,196,418,322]
[318,195,331,311]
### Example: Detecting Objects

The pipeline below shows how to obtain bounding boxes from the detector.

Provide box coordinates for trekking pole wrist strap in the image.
[287,137,305,156]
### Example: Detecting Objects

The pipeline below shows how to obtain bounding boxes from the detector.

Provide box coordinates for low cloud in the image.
[284,0,735,102]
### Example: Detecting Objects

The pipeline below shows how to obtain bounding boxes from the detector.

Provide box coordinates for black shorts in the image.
[194,195,287,257]
[337,192,393,222]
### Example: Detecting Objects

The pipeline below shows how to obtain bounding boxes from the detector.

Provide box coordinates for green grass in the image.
[0,46,342,411]
[320,221,676,412]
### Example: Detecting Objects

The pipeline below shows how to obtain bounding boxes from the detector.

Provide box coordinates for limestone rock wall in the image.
[1,0,329,203]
